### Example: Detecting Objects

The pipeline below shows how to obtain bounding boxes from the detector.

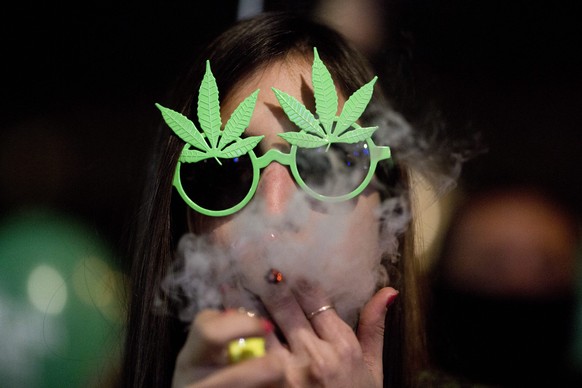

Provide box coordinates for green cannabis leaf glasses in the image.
[156,48,392,217]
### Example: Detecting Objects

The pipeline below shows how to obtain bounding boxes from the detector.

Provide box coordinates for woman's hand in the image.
[261,283,398,387]
[172,286,398,387]
[172,309,283,387]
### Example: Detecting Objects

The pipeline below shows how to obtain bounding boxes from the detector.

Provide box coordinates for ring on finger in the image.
[306,305,334,320]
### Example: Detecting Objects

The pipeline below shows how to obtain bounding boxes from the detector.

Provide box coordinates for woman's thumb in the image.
[357,287,399,366]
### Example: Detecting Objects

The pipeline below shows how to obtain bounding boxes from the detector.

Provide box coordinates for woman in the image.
[121,11,427,387]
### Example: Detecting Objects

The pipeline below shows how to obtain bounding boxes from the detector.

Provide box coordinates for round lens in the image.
[295,141,371,197]
[179,153,254,211]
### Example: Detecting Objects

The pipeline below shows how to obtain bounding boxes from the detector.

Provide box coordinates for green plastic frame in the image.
[172,135,391,217]
[157,47,392,217]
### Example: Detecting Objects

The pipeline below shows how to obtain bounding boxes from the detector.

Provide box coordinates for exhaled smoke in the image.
[157,235,229,322]
[369,103,482,202]
[158,190,395,328]
[158,104,471,328]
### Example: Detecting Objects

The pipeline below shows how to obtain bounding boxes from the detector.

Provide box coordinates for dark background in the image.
[2,1,581,261]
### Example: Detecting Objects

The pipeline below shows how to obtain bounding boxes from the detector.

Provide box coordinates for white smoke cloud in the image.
[158,104,469,329]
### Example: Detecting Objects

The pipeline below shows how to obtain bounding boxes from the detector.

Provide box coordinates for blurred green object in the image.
[0,208,125,387]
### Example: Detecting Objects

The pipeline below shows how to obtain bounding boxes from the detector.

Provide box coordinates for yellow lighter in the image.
[228,337,266,363]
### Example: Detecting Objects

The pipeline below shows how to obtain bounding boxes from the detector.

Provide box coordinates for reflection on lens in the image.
[180,154,254,211]
[295,142,370,197]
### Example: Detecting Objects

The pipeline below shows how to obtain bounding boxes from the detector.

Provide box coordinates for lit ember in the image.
[266,269,284,284]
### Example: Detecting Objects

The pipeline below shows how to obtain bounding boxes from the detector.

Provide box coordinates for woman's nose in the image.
[255,162,297,214]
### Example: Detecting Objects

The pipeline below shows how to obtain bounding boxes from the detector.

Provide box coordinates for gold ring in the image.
[306,305,334,320]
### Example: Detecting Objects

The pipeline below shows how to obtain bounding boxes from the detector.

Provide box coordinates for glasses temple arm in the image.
[372,145,391,161]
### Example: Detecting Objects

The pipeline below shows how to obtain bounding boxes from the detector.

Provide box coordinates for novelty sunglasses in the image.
[156,48,392,217]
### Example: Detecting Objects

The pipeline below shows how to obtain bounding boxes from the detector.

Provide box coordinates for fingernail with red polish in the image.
[261,319,275,333]
[386,291,399,308]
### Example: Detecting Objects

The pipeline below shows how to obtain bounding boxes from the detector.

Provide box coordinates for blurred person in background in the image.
[426,185,581,386]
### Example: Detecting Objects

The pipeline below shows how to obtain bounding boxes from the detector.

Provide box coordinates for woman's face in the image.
[189,57,385,319]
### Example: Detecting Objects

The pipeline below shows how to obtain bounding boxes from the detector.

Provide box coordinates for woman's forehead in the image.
[221,56,347,124]
[223,58,313,113]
